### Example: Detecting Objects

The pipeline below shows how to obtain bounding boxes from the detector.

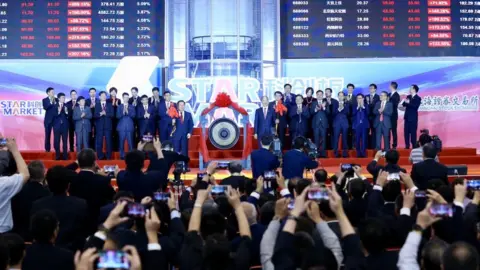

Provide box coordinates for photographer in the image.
[148,141,190,181]
[367,150,406,184]
[282,136,318,180]
[409,132,439,164]
[250,136,280,179]
[221,161,251,192]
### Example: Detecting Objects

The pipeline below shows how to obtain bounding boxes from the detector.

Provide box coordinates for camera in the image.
[420,129,442,152]
[173,161,187,180]
[272,136,282,158]
[340,163,357,178]
[466,180,480,191]
[305,138,318,159]
[97,250,130,269]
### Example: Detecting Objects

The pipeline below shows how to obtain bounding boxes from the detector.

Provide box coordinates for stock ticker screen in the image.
[281,0,480,58]
[0,0,163,59]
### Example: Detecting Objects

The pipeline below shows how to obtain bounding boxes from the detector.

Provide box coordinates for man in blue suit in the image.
[53,93,69,160]
[250,136,280,179]
[352,94,370,157]
[65,89,78,152]
[282,137,318,180]
[94,91,114,160]
[85,88,97,148]
[310,90,329,157]
[332,92,349,158]
[137,95,156,137]
[117,93,136,160]
[366,83,380,149]
[289,95,310,142]
[324,88,338,150]
[344,83,357,149]
[283,83,296,108]
[150,87,163,136]
[158,91,174,141]
[254,96,275,148]
[401,84,421,149]
[268,91,287,149]
[73,97,92,151]
[170,101,193,158]
[374,91,393,151]
[42,87,57,152]
[388,82,400,149]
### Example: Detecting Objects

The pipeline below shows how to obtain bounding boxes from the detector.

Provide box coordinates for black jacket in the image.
[366,160,406,184]
[221,175,251,191]
[22,242,74,270]
[411,159,449,190]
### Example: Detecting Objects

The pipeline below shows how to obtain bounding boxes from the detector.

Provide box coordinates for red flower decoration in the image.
[275,100,288,116]
[167,105,179,118]
[215,92,233,107]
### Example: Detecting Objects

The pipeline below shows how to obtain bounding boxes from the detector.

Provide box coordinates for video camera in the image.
[272,136,282,158]
[420,129,442,152]
[305,138,318,159]
[173,161,187,180]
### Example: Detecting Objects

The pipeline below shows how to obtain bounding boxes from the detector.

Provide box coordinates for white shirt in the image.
[101,102,106,107]
[144,105,148,110]
[0,174,24,233]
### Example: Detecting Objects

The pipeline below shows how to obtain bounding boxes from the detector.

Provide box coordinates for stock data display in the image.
[281,0,480,58]
[0,0,163,59]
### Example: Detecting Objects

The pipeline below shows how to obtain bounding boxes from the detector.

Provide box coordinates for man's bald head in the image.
[442,242,479,270]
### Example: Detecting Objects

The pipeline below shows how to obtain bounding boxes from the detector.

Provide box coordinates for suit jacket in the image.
[254,106,275,137]
[268,101,288,126]
[411,159,449,190]
[129,96,141,107]
[366,160,407,183]
[344,92,358,118]
[31,195,88,250]
[85,97,98,108]
[325,98,338,122]
[402,94,421,122]
[221,175,251,190]
[94,102,114,131]
[73,106,92,132]
[171,111,193,139]
[374,101,393,129]
[147,150,190,181]
[282,149,318,179]
[250,148,280,179]
[53,103,69,130]
[22,242,74,270]
[42,97,58,125]
[283,92,296,108]
[310,99,330,129]
[65,99,78,122]
[388,92,400,119]
[352,105,370,130]
[107,97,120,118]
[117,170,167,202]
[288,104,310,133]
[158,101,175,124]
[116,104,136,132]
[137,104,156,132]
[332,101,349,129]
[11,181,51,241]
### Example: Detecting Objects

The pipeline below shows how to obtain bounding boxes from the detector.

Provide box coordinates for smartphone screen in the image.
[127,203,145,218]
[97,250,130,269]
[211,185,228,195]
[263,170,276,180]
[288,200,295,210]
[103,165,115,173]
[341,164,352,172]
[143,135,153,142]
[429,204,454,218]
[217,162,229,170]
[153,192,169,202]
[197,173,206,180]
[308,188,329,201]
[466,180,480,190]
[387,173,400,181]
[0,138,6,146]
[415,190,427,198]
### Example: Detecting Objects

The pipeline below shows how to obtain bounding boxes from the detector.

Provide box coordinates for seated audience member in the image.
[409,133,439,164]
[0,138,30,234]
[250,136,280,179]
[22,210,74,270]
[117,138,167,201]
[359,218,399,270]
[69,148,115,234]
[221,161,251,191]
[367,149,406,183]
[343,178,368,227]
[12,160,50,240]
[314,169,328,184]
[3,233,25,270]
[411,143,449,190]
[31,166,88,251]
[282,136,318,180]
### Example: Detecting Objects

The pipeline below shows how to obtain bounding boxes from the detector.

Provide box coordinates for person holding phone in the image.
[117,93,136,160]
[42,87,57,152]
[53,93,69,160]
[250,136,280,179]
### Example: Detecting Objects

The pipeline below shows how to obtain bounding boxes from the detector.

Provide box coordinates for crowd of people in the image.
[0,131,479,269]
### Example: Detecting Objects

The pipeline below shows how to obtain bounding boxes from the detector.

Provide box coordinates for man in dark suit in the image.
[250,136,280,179]
[85,88,97,147]
[53,93,69,160]
[254,96,275,148]
[388,82,400,149]
[150,87,163,136]
[73,97,92,151]
[129,86,141,107]
[367,150,406,183]
[353,94,370,157]
[374,91,393,151]
[158,91,175,142]
[310,90,329,157]
[171,100,193,158]
[42,87,57,152]
[344,83,357,149]
[108,87,120,151]
[221,161,252,191]
[324,88,338,150]
[283,83,296,109]
[288,95,310,142]
[282,137,318,179]
[411,143,448,190]
[117,93,136,160]
[138,95,156,137]
[401,84,422,149]
[366,83,380,149]
[11,161,51,241]
[69,149,115,234]
[332,92,349,158]
[22,210,75,270]
[65,90,77,152]
[31,166,88,251]
[269,91,288,149]
[94,91,114,160]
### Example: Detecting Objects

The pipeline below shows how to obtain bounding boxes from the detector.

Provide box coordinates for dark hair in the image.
[348,178,366,199]
[3,233,25,266]
[382,180,401,202]
[45,165,75,195]
[347,83,355,89]
[325,88,332,93]
[316,90,323,95]
[77,148,96,168]
[228,161,242,174]
[77,96,85,102]
[152,87,159,92]
[141,95,148,100]
[201,211,227,238]
[295,179,311,195]
[436,185,454,203]
[422,238,448,270]
[31,210,58,243]
[305,87,314,95]
[70,89,77,95]
[163,91,171,96]
[284,83,292,89]
[259,201,275,226]
[122,93,129,97]
[57,93,65,98]
[46,87,54,94]
[125,150,145,171]
[0,237,8,270]
[419,133,433,146]
[295,94,303,100]
[204,233,230,270]
[89,88,96,92]
[293,136,306,150]
[391,81,398,89]
[427,178,447,191]
[261,135,272,147]
[3,152,17,176]
[369,83,377,89]
[319,200,336,219]
[412,84,419,93]
[131,87,138,92]
[113,191,134,201]
[99,91,107,97]
[442,242,479,270]
[314,169,327,183]
[423,143,437,159]
[274,91,283,97]
[109,87,117,93]
[28,160,45,182]
[359,218,389,254]
[356,93,364,99]
[381,91,389,96]
[385,150,400,165]
[177,100,185,106]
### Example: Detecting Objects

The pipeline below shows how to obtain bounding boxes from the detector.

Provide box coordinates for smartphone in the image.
[340,164,352,172]
[414,190,427,198]
[126,203,146,218]
[97,250,130,269]
[103,165,115,173]
[263,170,276,180]
[429,204,454,218]
[211,185,228,195]
[308,188,329,201]
[216,161,229,170]
[197,172,206,180]
[466,180,480,190]
[288,200,295,210]
[143,135,153,142]
[0,138,6,147]
[153,192,169,202]
[387,173,400,181]
[381,151,386,157]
